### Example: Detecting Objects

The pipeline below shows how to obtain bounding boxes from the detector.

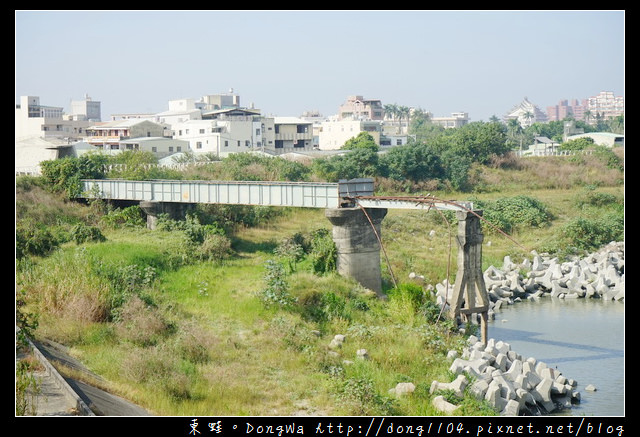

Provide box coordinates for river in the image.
[487,297,624,416]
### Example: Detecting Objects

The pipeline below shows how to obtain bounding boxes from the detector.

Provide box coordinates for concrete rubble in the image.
[419,241,624,415]
[432,336,581,416]
[427,241,624,322]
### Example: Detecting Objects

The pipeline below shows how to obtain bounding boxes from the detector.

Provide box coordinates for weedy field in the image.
[16,149,623,416]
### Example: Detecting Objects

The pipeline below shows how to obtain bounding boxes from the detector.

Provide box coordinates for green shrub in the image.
[309,228,337,275]
[274,238,305,273]
[387,282,425,310]
[257,260,296,308]
[70,223,106,244]
[197,233,233,261]
[575,190,621,208]
[473,195,552,234]
[561,212,624,251]
[16,223,60,259]
[101,205,146,228]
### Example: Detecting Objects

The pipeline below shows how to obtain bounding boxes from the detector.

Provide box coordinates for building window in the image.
[196,142,202,149]
[199,129,205,134]
[224,141,228,147]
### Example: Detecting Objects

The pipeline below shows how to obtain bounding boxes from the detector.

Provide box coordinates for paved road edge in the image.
[26,337,95,416]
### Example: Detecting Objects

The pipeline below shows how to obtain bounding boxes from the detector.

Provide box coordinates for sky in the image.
[15,10,625,123]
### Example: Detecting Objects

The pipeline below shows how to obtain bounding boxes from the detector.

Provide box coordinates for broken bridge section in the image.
[80,177,489,342]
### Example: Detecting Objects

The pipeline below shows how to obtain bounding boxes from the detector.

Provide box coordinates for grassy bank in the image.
[16,150,623,416]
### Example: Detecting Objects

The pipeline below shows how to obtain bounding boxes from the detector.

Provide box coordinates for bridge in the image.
[80,178,490,342]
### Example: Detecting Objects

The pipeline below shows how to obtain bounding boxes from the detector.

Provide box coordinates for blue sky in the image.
[15,10,624,122]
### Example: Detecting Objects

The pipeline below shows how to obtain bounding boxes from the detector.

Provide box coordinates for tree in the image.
[379,142,443,182]
[40,153,108,198]
[341,132,379,152]
[398,105,411,132]
[409,109,444,143]
[506,118,524,150]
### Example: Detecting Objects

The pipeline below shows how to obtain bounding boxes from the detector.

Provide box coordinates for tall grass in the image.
[16,150,623,416]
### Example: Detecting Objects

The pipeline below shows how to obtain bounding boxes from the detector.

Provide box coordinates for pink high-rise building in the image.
[546,99,585,122]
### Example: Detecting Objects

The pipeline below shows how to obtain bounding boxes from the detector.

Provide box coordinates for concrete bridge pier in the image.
[325,207,388,295]
[139,201,193,230]
[449,210,490,345]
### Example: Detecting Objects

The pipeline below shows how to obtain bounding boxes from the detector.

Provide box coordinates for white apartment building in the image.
[586,91,624,121]
[318,119,383,150]
[155,98,203,126]
[69,94,101,121]
[432,112,470,129]
[172,108,263,157]
[15,95,94,142]
[171,110,314,157]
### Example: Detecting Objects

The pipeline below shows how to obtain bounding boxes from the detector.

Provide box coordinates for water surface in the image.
[487,297,624,416]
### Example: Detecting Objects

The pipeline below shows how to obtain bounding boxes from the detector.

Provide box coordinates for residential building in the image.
[15,95,93,142]
[504,97,548,127]
[69,94,101,121]
[318,119,383,150]
[118,137,189,158]
[546,99,585,122]
[585,91,624,123]
[431,112,470,129]
[272,117,313,153]
[171,107,314,156]
[200,90,241,110]
[83,119,169,151]
[338,95,385,121]
[172,116,253,157]
[155,98,203,126]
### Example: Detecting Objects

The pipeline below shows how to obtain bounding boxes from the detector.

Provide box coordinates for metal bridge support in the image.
[449,210,490,345]
[325,207,388,295]
[139,201,193,230]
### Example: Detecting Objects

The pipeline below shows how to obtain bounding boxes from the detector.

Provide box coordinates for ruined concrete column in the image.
[325,207,388,294]
[139,201,193,230]
[449,210,490,345]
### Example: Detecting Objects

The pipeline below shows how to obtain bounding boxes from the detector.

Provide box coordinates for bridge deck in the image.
[80,179,472,211]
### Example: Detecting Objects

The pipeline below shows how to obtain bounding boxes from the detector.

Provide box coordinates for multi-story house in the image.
[338,95,385,121]
[171,108,314,156]
[83,119,173,153]
[172,109,259,157]
[16,95,99,173]
[15,95,94,142]
[585,91,624,122]
[546,99,585,122]
[272,117,313,153]
[431,112,470,129]
[318,118,383,150]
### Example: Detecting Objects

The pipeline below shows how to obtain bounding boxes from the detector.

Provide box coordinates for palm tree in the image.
[384,104,398,125]
[398,105,410,134]
[507,118,524,151]
[522,110,534,128]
